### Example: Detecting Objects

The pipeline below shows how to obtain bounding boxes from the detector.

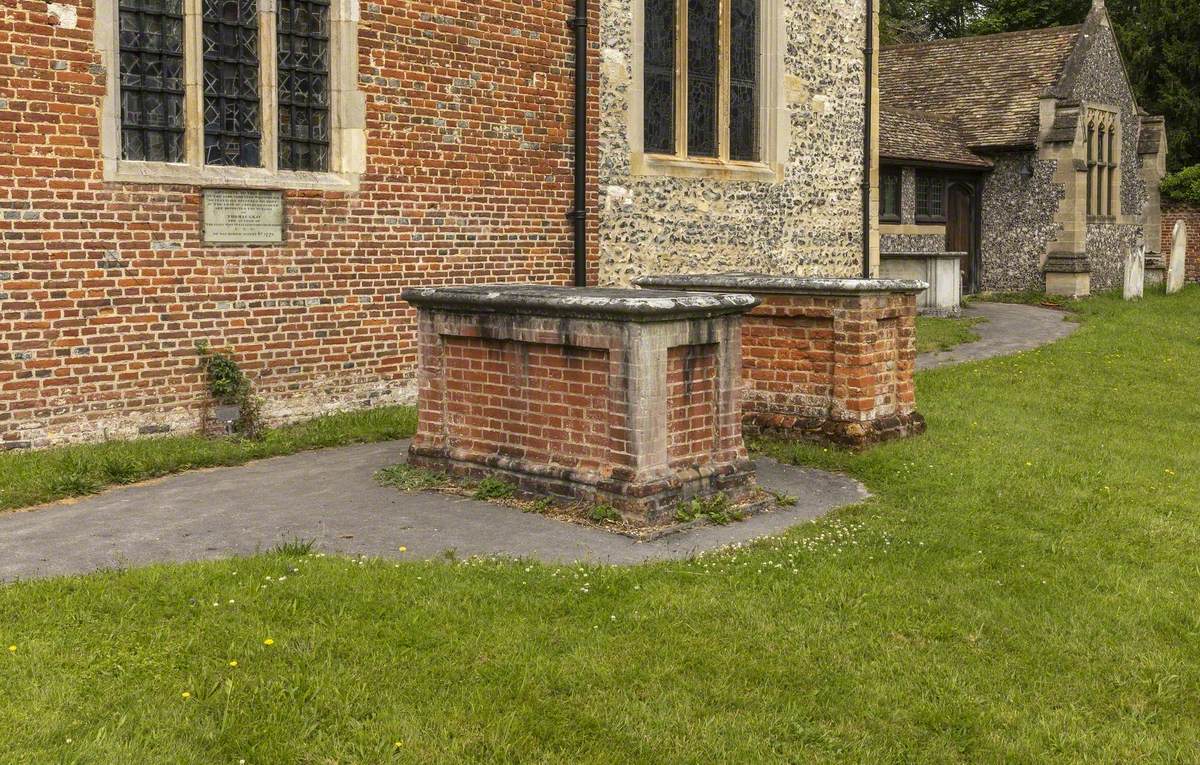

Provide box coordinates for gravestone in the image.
[1168,220,1187,294]
[1124,244,1145,300]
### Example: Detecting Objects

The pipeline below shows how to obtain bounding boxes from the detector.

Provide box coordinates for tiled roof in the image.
[880,25,1082,149]
[879,108,993,168]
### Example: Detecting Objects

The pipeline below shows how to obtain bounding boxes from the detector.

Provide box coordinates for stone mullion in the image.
[184,0,204,167]
[259,0,279,173]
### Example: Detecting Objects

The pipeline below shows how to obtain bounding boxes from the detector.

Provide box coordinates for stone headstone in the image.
[1124,244,1145,300]
[1168,220,1187,294]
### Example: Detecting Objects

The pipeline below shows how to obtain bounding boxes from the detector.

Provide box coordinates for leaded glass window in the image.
[642,0,761,163]
[1085,109,1120,219]
[729,0,758,162]
[643,0,675,155]
[915,172,945,221]
[880,167,901,221]
[1106,127,1116,216]
[1087,120,1095,216]
[203,0,262,167]
[686,0,719,158]
[278,0,331,171]
[109,0,358,184]
[118,0,186,163]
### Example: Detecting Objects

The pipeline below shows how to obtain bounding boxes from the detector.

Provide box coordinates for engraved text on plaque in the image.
[202,189,285,244]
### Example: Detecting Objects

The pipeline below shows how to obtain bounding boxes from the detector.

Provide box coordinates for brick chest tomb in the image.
[402,285,761,524]
[635,275,927,449]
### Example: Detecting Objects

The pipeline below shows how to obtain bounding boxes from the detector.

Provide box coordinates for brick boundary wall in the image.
[403,286,759,525]
[0,0,601,450]
[635,276,927,450]
[1162,203,1200,284]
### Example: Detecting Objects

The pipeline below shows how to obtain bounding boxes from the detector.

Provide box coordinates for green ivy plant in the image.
[195,340,264,439]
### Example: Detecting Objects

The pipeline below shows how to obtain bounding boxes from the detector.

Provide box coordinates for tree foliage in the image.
[881,0,1200,171]
[1161,165,1200,205]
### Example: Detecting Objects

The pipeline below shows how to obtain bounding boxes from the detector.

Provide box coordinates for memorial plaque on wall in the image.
[202,189,285,244]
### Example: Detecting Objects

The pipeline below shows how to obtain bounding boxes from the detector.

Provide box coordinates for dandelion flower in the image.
[263,638,275,646]
[399,546,408,553]
[7,645,15,652]
[229,660,239,668]
[181,692,191,699]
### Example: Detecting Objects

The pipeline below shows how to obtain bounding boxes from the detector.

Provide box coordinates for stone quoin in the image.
[403,285,760,525]
[635,274,927,449]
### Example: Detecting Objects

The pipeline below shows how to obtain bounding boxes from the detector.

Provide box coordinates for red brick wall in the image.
[743,311,835,417]
[666,344,717,470]
[741,292,920,447]
[441,337,610,474]
[1162,203,1200,283]
[0,0,601,449]
[409,304,755,522]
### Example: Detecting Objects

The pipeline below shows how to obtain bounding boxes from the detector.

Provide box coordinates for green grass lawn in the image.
[4,289,1200,762]
[0,406,417,512]
[916,315,988,353]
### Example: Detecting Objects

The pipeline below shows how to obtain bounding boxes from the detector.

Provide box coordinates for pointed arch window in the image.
[1086,119,1095,216]
[1085,108,1120,220]
[1106,126,1116,216]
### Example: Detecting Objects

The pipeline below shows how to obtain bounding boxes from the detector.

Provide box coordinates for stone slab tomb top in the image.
[880,251,967,259]
[633,273,929,295]
[401,285,760,321]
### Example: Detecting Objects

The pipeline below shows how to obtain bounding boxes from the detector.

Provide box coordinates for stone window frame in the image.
[96,0,366,192]
[1085,105,1120,221]
[629,0,786,183]
[880,166,901,222]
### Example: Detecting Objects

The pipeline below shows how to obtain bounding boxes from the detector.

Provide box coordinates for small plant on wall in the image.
[195,341,264,439]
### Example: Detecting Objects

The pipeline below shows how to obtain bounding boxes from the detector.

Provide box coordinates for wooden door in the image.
[946,183,975,292]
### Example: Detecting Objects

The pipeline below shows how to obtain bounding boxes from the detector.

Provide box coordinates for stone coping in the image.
[401,284,760,321]
[881,251,967,259]
[634,273,929,296]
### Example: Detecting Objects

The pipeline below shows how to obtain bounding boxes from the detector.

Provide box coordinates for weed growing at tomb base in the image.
[374,464,450,492]
[472,477,516,501]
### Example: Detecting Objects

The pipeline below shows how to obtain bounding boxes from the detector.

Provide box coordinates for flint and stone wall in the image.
[597,0,872,285]
[880,167,945,254]
[978,152,1062,292]
[1066,20,1149,292]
